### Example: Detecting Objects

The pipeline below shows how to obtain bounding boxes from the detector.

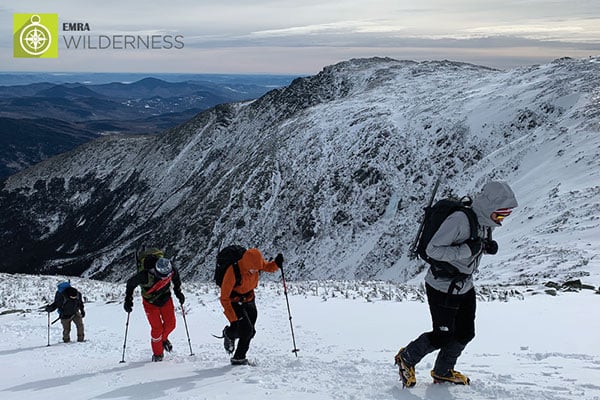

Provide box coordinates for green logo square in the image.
[13,14,59,58]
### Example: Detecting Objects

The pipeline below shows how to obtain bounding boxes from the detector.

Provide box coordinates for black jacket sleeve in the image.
[172,267,182,295]
[78,292,85,313]
[125,271,147,298]
[45,291,63,312]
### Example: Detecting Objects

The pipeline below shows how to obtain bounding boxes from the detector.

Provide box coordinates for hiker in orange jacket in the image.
[220,248,282,365]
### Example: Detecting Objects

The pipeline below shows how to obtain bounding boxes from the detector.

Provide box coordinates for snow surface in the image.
[1,273,599,400]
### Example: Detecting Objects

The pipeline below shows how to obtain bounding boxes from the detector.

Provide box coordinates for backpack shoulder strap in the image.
[459,207,479,240]
[61,292,68,307]
[232,262,242,287]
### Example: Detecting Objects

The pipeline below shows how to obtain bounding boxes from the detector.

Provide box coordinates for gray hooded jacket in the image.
[424,181,518,294]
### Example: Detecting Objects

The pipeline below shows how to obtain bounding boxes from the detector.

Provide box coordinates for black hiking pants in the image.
[229,300,257,359]
[401,284,476,374]
[426,283,476,348]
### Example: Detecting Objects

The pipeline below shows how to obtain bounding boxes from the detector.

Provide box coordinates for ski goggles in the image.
[493,208,513,223]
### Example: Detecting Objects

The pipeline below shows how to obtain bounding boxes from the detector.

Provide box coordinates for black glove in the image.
[175,291,185,305]
[80,309,86,318]
[483,239,498,255]
[124,297,133,313]
[227,318,244,337]
[465,238,483,256]
[274,253,284,269]
[44,305,52,313]
[223,325,235,353]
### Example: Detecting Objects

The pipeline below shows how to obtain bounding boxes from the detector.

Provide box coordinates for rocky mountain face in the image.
[1,57,599,285]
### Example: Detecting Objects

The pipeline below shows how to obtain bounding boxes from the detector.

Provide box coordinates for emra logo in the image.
[13,14,59,58]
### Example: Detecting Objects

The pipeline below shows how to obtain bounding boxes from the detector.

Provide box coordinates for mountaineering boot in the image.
[230,357,249,366]
[163,339,173,352]
[152,354,164,362]
[430,369,470,385]
[223,327,235,354]
[394,348,416,388]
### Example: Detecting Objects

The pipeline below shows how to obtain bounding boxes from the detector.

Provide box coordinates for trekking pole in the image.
[120,312,130,363]
[180,304,195,356]
[47,312,51,346]
[280,267,299,356]
[408,174,442,259]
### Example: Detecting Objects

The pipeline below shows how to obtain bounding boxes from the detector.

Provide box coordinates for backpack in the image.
[59,287,80,317]
[136,248,164,272]
[55,281,71,316]
[215,245,246,287]
[416,197,479,278]
[57,281,71,293]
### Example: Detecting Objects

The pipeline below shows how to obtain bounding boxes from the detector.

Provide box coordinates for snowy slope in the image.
[1,57,599,286]
[1,273,599,400]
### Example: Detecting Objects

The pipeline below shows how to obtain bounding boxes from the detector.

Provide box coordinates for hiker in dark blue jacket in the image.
[45,282,85,343]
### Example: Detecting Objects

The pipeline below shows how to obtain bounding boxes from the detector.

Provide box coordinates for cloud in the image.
[464,20,600,43]
[1,0,600,73]
[183,27,600,51]
[250,20,407,37]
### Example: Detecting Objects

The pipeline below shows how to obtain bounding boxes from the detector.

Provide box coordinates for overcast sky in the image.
[2,0,599,74]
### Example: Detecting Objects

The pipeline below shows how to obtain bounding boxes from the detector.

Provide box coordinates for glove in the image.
[483,239,498,255]
[228,318,244,337]
[124,297,133,313]
[465,238,483,256]
[274,253,284,269]
[223,325,235,353]
[44,305,52,313]
[175,291,185,305]
[81,310,86,318]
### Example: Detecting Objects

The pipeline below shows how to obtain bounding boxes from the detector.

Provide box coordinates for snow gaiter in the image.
[402,332,436,366]
[433,340,466,375]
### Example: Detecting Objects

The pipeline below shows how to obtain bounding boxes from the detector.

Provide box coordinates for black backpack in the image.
[416,197,479,278]
[59,287,80,317]
[136,248,165,272]
[215,245,246,287]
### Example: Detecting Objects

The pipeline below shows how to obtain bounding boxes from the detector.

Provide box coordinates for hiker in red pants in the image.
[124,254,185,362]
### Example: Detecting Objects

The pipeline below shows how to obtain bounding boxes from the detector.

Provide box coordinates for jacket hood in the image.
[238,248,264,273]
[472,181,518,227]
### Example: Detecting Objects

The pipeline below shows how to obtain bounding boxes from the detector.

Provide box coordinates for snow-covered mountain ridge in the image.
[1,56,599,285]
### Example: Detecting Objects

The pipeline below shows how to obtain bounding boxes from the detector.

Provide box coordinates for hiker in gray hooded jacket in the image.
[396,181,518,387]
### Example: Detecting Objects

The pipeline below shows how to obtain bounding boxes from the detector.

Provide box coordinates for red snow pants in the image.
[142,297,176,356]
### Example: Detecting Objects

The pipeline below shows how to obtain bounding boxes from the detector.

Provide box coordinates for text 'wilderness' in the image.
[62,34,184,50]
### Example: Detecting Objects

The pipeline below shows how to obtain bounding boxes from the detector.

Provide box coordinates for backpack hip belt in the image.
[230,289,254,302]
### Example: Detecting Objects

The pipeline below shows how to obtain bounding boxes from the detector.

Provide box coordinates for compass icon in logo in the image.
[14,13,59,58]
[20,15,52,55]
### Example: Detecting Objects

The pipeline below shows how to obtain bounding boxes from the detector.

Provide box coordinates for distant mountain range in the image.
[0,74,296,179]
[1,57,599,286]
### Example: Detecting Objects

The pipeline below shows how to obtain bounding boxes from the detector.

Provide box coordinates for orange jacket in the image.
[220,248,279,322]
